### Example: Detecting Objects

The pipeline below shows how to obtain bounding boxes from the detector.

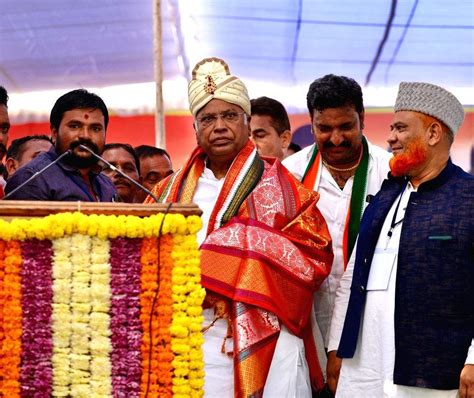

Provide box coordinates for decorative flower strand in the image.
[0,240,5,394]
[20,239,53,397]
[1,240,23,397]
[140,237,160,397]
[51,236,73,397]
[110,237,143,397]
[0,212,203,242]
[69,234,92,397]
[155,234,174,398]
[170,233,205,398]
[89,236,113,396]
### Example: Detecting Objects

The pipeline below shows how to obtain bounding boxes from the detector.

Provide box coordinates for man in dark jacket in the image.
[327,82,473,397]
[5,89,116,201]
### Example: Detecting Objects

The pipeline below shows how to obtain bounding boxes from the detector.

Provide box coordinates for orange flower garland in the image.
[140,234,176,398]
[140,237,159,396]
[0,240,5,393]
[156,235,174,397]
[1,240,23,397]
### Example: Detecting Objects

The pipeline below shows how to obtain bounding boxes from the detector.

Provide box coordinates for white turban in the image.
[188,57,251,117]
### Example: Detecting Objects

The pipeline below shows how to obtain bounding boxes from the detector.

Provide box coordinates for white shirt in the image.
[328,183,473,397]
[194,166,312,398]
[283,141,390,348]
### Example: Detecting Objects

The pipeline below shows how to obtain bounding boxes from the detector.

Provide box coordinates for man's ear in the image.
[281,130,292,149]
[5,158,18,177]
[51,127,58,145]
[427,121,443,146]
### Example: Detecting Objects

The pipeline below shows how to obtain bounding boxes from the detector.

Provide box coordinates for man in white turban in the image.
[147,57,333,397]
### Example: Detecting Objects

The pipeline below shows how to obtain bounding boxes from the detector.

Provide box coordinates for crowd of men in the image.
[0,55,472,398]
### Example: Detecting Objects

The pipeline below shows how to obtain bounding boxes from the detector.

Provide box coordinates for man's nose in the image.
[77,126,92,138]
[214,115,227,130]
[387,130,396,144]
[330,131,344,146]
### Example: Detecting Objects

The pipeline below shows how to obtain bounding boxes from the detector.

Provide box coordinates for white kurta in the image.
[283,141,391,348]
[328,183,473,397]
[194,166,312,398]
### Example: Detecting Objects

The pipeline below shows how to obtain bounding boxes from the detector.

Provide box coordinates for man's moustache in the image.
[113,177,131,187]
[69,141,99,153]
[323,141,351,148]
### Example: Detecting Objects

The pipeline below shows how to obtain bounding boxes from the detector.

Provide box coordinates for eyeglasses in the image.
[196,111,245,129]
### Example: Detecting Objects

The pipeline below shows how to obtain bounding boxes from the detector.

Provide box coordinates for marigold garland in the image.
[140,237,160,397]
[0,212,203,397]
[0,240,5,392]
[170,233,205,398]
[1,240,23,397]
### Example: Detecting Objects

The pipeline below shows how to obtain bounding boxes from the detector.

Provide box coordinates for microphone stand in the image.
[78,144,160,203]
[3,150,72,200]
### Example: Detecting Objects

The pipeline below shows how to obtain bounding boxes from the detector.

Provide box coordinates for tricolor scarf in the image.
[150,140,264,235]
[302,137,369,267]
[148,141,333,396]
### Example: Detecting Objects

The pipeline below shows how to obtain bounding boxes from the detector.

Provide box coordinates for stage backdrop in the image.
[9,109,473,172]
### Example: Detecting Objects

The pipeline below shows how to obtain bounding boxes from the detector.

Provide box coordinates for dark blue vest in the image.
[337,159,474,390]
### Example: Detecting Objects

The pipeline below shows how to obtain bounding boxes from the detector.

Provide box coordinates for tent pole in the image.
[153,0,165,149]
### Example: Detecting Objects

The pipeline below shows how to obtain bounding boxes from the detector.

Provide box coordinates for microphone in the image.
[3,150,72,200]
[78,144,159,203]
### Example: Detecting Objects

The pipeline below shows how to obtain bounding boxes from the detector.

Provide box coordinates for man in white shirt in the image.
[328,82,474,397]
[282,74,390,389]
[147,57,333,397]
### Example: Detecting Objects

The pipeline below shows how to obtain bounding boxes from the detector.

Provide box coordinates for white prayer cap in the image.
[394,82,464,134]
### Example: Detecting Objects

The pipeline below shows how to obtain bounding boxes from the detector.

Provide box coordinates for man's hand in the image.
[326,350,342,395]
[460,364,474,398]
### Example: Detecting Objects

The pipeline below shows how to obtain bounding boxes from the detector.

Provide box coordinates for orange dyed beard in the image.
[389,135,428,177]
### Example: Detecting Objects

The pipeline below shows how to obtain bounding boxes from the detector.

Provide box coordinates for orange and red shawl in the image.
[147,141,333,396]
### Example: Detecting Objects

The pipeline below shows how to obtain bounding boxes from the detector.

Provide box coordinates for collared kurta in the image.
[5,148,117,201]
[283,140,390,349]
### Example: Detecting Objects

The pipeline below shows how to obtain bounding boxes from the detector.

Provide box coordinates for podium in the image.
[0,201,204,398]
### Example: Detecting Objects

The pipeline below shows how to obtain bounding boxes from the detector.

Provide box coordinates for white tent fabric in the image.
[1,0,473,115]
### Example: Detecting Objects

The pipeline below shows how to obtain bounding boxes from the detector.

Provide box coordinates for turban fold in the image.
[394,82,464,134]
[188,57,251,117]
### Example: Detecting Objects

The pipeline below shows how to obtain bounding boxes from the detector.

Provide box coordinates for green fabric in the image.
[301,137,369,262]
[302,144,319,184]
[220,153,264,227]
[347,136,369,261]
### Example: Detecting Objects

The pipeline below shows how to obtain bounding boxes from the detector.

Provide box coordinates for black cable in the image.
[144,201,173,397]
[365,0,398,86]
[384,0,420,83]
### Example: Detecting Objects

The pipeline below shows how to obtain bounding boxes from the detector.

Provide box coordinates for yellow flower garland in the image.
[0,212,204,397]
[171,233,205,398]
[89,237,112,396]
[0,212,202,242]
[51,236,73,397]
